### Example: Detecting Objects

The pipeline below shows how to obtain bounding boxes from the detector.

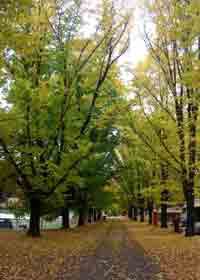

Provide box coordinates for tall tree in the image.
[131,0,200,236]
[0,0,130,236]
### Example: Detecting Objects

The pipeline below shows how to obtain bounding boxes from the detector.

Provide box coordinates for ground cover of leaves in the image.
[126,221,200,280]
[0,222,110,280]
[78,221,160,280]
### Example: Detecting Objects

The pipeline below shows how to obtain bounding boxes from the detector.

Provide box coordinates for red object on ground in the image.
[153,209,158,226]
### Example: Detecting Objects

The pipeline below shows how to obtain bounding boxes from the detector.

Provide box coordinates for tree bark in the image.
[185,189,195,236]
[139,206,145,222]
[97,210,102,221]
[148,206,153,224]
[133,206,138,221]
[185,86,198,236]
[78,207,86,226]
[128,205,133,219]
[160,203,168,228]
[62,207,69,229]
[147,199,153,224]
[160,190,169,228]
[28,197,41,237]
[93,208,97,222]
[88,208,93,223]
[138,195,145,222]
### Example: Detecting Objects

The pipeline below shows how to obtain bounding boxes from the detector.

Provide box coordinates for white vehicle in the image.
[0,212,29,230]
[0,212,14,229]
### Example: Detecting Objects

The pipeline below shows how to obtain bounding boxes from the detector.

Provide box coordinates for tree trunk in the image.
[147,199,153,224]
[28,197,41,237]
[62,207,69,229]
[97,210,102,221]
[161,203,168,228]
[94,208,97,222]
[128,205,133,219]
[133,207,138,221]
[148,207,153,224]
[160,189,169,228]
[185,189,195,236]
[140,207,145,222]
[78,208,86,226]
[185,87,198,236]
[88,208,93,223]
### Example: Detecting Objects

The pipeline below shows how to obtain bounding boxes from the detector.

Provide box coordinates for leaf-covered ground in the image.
[4,220,198,280]
[0,220,161,280]
[0,222,110,280]
[127,222,200,280]
[76,221,160,280]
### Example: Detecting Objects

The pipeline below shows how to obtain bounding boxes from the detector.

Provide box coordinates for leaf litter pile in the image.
[0,222,109,280]
[127,222,200,280]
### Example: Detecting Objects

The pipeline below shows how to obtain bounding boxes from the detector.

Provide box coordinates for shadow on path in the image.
[57,221,161,280]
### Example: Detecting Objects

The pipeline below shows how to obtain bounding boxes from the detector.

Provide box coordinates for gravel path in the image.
[57,221,161,280]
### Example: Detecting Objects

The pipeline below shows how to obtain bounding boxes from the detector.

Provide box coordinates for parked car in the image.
[0,211,30,230]
[181,202,200,234]
[0,218,13,229]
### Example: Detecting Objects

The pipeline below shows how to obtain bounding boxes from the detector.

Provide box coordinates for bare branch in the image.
[0,137,32,191]
[128,119,181,173]
[135,90,182,167]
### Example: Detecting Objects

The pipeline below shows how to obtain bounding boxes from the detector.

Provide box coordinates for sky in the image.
[120,2,148,82]
[117,0,148,65]
[83,0,148,83]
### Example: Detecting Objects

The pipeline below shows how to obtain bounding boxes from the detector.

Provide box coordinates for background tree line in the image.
[115,0,200,237]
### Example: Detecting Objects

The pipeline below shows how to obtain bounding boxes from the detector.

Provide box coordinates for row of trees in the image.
[0,0,199,238]
[0,0,130,236]
[116,0,200,237]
